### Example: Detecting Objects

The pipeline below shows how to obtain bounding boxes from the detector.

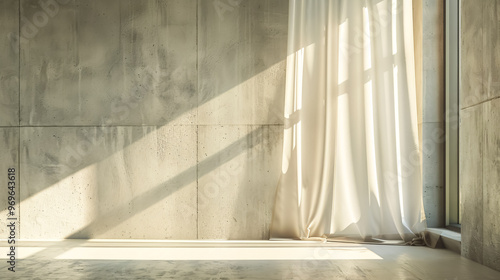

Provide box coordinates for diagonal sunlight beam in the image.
[20,65,288,206]
[69,126,268,239]
[54,246,382,261]
[24,126,269,260]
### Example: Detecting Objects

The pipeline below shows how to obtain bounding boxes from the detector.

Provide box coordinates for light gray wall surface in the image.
[0,0,19,126]
[460,0,500,272]
[0,0,288,240]
[421,0,446,228]
[0,0,20,239]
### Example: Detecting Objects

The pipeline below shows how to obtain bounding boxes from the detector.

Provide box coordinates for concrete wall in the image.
[420,0,446,228]
[0,0,20,239]
[0,0,287,240]
[460,0,500,272]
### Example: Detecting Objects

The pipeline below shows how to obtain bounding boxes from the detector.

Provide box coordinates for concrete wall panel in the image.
[0,129,19,237]
[20,126,198,239]
[197,125,282,239]
[421,0,445,227]
[483,99,500,271]
[421,122,445,227]
[20,0,197,126]
[422,0,445,123]
[460,0,484,108]
[459,104,483,263]
[197,0,288,125]
[461,0,500,272]
[0,0,19,126]
[483,0,500,100]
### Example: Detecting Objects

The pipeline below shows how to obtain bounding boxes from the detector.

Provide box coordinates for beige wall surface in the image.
[0,0,288,240]
[460,0,500,272]
[419,0,446,228]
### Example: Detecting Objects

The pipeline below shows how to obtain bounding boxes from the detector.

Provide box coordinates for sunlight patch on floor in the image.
[0,240,382,261]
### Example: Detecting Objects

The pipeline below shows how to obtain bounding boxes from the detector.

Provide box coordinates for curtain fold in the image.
[270,0,426,242]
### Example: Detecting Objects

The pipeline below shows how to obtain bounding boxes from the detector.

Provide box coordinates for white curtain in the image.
[270,0,426,242]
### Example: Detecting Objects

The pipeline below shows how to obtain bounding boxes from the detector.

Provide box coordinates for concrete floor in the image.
[1,240,500,279]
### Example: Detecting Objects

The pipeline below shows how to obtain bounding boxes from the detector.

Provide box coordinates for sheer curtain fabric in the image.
[270,0,426,242]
